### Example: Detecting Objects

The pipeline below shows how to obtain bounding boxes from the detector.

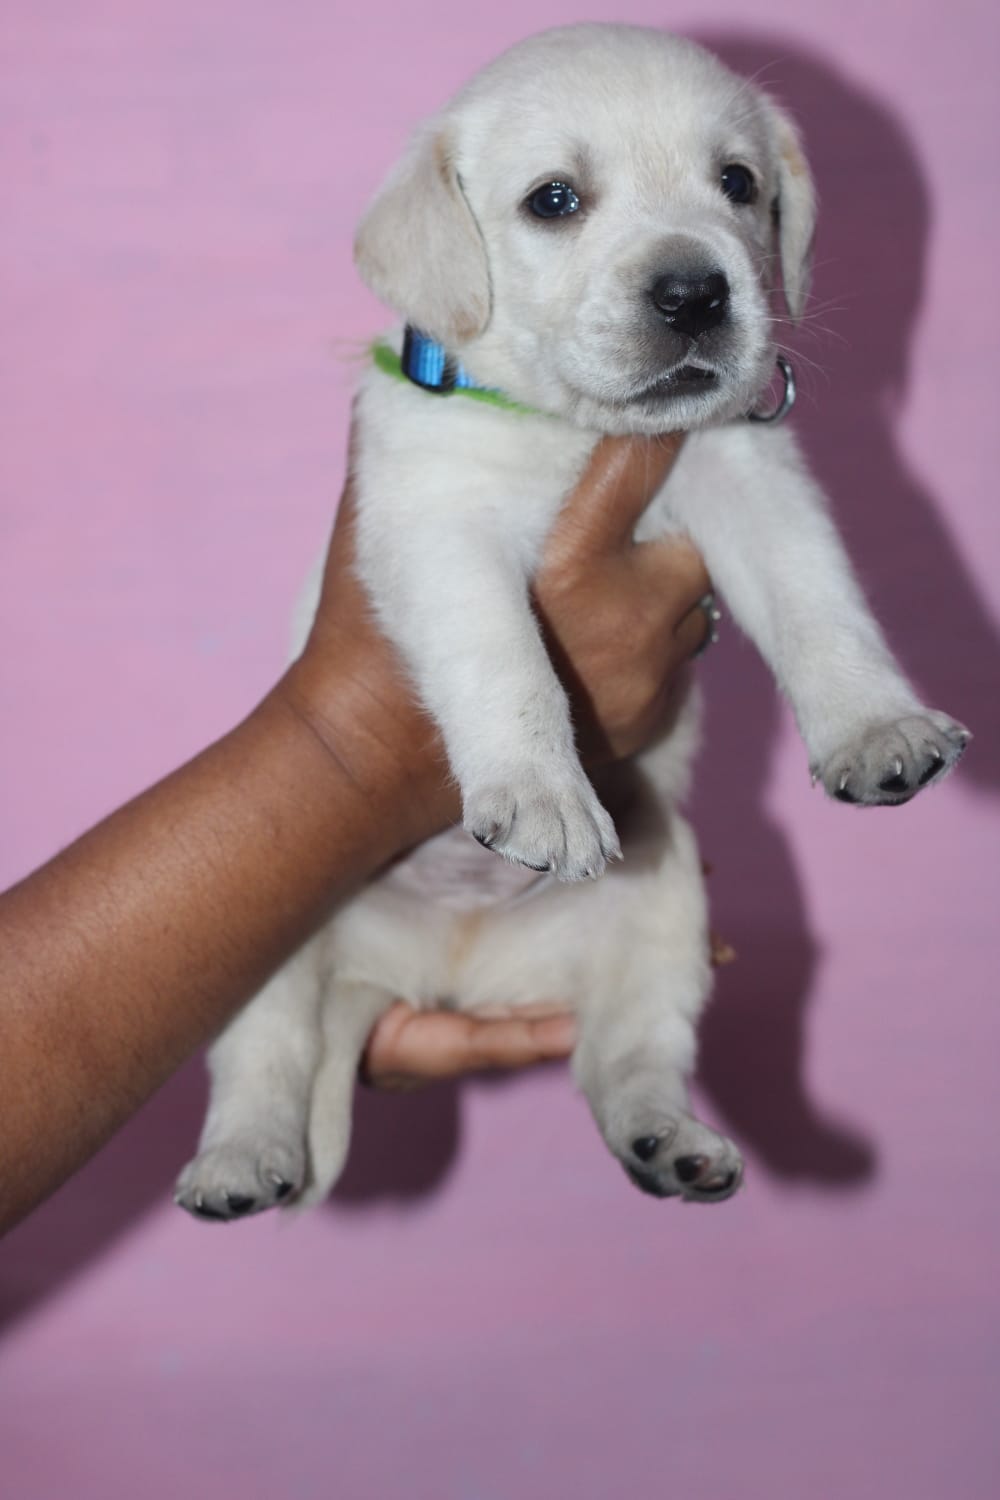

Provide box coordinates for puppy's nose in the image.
[650,271,729,337]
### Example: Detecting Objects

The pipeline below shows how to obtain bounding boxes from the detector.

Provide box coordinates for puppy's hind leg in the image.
[298,979,397,1207]
[574,813,743,1203]
[175,942,324,1222]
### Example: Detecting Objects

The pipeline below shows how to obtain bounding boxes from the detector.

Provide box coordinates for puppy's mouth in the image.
[626,364,719,403]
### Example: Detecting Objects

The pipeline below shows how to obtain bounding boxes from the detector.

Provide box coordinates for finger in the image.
[635,531,712,609]
[315,491,360,625]
[547,431,685,560]
[628,534,713,663]
[673,595,714,660]
[317,406,363,590]
[364,1004,576,1086]
[461,1012,578,1073]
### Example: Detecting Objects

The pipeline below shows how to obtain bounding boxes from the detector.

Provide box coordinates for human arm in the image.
[0,431,709,1234]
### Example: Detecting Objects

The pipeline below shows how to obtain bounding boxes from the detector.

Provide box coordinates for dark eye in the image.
[527,181,580,219]
[720,164,757,205]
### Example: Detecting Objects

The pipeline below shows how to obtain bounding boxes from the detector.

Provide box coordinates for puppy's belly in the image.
[379,831,566,1014]
[329,831,594,1015]
[328,730,699,1013]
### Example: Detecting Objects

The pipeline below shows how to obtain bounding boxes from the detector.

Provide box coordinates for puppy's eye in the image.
[720,164,757,205]
[527,181,580,219]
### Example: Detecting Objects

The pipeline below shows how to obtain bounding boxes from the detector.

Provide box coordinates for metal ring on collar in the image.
[692,592,722,656]
[747,355,796,425]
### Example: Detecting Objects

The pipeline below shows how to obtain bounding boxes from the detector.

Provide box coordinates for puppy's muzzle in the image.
[650,269,730,338]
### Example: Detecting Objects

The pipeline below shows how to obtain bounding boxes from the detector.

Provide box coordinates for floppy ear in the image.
[762,100,816,321]
[354,123,491,346]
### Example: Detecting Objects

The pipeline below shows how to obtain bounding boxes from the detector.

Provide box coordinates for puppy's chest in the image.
[356,368,708,563]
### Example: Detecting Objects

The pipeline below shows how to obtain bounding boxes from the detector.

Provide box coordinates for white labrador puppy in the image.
[176,24,967,1219]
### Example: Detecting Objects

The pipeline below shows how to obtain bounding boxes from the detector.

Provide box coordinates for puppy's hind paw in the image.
[174,1136,306,1223]
[814,711,970,807]
[463,763,620,882]
[619,1116,744,1203]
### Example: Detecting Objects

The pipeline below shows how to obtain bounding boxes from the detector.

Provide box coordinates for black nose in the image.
[650,271,729,337]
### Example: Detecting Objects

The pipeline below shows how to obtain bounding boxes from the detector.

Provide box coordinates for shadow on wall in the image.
[4,32,997,1333]
[688,30,999,1178]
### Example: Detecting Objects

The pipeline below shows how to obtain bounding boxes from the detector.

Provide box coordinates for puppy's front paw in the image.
[814,711,970,807]
[463,762,621,881]
[174,1135,306,1222]
[619,1115,744,1203]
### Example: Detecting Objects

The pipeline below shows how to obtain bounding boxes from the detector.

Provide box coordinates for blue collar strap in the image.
[401,325,482,394]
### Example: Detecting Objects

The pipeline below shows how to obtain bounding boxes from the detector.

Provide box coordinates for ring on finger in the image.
[692,592,722,656]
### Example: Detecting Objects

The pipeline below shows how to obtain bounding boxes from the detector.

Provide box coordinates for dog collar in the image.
[372,328,539,415]
[747,355,796,424]
[373,331,796,426]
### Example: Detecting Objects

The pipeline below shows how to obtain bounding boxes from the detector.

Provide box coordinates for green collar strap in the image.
[371,337,541,417]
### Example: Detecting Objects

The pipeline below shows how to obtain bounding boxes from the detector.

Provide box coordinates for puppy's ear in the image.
[354,124,490,346]
[762,100,816,321]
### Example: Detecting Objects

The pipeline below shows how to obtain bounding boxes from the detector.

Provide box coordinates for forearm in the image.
[0,433,708,1234]
[0,665,452,1233]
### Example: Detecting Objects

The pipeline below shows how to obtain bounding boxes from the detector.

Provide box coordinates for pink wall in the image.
[2,2,998,1496]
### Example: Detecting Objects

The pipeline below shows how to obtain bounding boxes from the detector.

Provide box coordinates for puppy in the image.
[176,24,967,1219]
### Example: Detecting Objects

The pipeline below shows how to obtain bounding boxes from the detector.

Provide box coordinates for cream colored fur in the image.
[176,25,966,1219]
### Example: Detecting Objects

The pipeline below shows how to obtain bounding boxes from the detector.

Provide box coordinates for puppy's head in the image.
[355,25,815,433]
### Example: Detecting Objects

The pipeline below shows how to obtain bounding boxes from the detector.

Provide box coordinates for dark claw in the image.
[919,757,944,785]
[632,1135,660,1162]
[697,1170,738,1196]
[472,831,496,850]
[273,1180,294,1201]
[192,1202,229,1221]
[225,1194,256,1215]
[625,1165,677,1199]
[834,785,858,803]
[675,1154,708,1184]
[518,858,551,873]
[878,771,910,793]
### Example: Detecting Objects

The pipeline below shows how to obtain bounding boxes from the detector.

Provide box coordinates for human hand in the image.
[532,432,711,764]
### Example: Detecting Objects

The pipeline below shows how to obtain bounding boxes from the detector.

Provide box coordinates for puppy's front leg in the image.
[356,502,619,880]
[666,429,969,804]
